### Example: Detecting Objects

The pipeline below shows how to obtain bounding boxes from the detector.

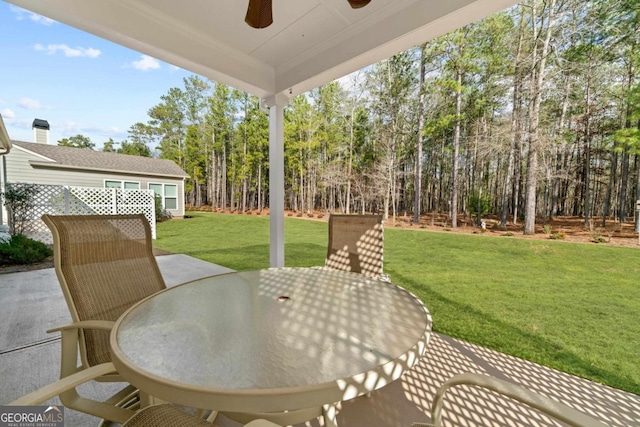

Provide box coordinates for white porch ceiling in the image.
[6,0,518,99]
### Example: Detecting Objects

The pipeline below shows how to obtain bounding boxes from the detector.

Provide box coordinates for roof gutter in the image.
[0,114,12,156]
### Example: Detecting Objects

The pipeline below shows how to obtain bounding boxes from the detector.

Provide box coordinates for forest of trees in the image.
[78,0,640,232]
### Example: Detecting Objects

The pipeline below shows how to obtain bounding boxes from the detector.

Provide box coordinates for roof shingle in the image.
[12,140,188,178]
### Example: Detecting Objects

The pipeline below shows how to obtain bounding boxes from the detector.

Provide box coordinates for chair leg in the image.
[57,329,134,424]
[193,409,218,422]
[138,390,166,408]
[322,403,338,427]
[104,385,138,407]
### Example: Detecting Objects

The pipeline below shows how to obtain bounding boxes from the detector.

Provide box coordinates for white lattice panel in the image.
[4,183,156,243]
[69,187,117,215]
[115,189,156,238]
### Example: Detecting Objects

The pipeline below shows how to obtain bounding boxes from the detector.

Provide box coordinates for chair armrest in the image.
[430,373,607,427]
[47,320,115,334]
[10,362,117,405]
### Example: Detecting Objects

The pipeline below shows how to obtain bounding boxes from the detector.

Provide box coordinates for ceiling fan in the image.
[245,0,372,29]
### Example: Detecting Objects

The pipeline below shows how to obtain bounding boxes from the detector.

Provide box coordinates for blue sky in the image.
[0,4,193,149]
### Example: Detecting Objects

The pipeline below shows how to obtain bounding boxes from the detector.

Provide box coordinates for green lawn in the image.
[155,212,640,395]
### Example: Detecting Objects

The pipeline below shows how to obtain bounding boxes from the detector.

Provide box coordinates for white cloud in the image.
[18,98,43,110]
[84,125,121,135]
[131,55,161,71]
[10,5,55,25]
[34,44,101,58]
[1,108,16,119]
[58,121,124,138]
[29,13,55,26]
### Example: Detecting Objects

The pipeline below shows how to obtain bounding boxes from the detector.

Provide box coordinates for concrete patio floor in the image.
[1,255,638,426]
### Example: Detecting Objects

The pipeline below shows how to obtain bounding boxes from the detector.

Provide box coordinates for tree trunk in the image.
[414,44,426,223]
[211,149,218,210]
[242,123,248,212]
[619,54,636,224]
[500,20,524,230]
[524,0,555,235]
[553,76,571,220]
[222,144,227,209]
[583,77,592,229]
[603,150,617,226]
[451,67,462,228]
[257,162,262,212]
[346,109,354,214]
[620,151,630,222]
[635,153,640,231]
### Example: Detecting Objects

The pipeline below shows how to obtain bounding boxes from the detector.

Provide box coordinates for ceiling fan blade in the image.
[245,0,273,29]
[347,0,372,9]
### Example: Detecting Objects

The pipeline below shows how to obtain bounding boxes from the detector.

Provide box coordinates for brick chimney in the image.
[32,118,50,144]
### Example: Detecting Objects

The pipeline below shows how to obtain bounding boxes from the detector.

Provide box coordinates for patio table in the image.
[110,267,432,426]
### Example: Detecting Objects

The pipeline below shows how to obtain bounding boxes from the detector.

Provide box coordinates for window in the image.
[124,181,140,190]
[104,180,140,189]
[164,184,177,210]
[149,183,178,210]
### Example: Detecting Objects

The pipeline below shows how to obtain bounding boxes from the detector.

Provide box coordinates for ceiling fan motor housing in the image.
[246,0,372,29]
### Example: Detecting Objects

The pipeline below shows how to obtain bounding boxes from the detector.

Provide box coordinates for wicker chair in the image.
[41,214,167,423]
[325,214,385,278]
[412,373,607,427]
[10,362,280,427]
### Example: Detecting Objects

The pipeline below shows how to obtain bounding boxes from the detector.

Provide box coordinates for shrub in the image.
[542,225,552,234]
[503,232,514,236]
[154,195,172,222]
[549,232,566,240]
[468,190,491,217]
[0,234,52,266]
[591,234,607,244]
[1,183,39,235]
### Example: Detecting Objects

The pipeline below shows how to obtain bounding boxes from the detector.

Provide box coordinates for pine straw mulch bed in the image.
[2,215,637,274]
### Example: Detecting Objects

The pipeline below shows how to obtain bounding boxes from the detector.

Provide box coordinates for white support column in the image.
[265,94,289,268]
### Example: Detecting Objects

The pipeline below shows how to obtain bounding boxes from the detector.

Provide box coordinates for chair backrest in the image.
[325,214,384,277]
[42,214,166,367]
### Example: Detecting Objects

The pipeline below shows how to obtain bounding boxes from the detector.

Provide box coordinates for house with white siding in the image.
[1,119,188,221]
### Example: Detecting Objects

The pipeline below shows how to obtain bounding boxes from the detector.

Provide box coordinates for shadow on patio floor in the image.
[2,256,638,426]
